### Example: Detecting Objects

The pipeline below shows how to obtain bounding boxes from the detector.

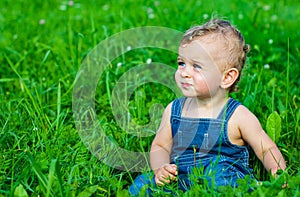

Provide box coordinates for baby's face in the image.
[175,39,226,98]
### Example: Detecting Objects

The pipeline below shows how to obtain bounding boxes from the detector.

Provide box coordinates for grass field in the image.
[1,0,299,196]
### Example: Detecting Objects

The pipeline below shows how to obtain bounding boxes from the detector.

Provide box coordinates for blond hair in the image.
[181,18,250,92]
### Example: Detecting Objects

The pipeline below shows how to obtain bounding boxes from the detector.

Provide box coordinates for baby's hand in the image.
[154,164,177,186]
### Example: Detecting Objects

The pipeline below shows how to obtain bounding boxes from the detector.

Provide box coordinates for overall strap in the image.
[171,97,186,118]
[217,98,241,121]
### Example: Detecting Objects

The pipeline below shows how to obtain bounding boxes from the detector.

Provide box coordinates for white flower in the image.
[264,64,270,69]
[59,5,67,11]
[68,1,74,6]
[126,46,132,51]
[117,62,122,67]
[33,127,38,131]
[147,8,155,19]
[146,58,152,64]
[271,15,278,21]
[147,7,154,14]
[148,13,155,19]
[102,4,109,10]
[263,5,271,11]
[203,14,209,19]
[268,39,273,44]
[39,19,46,25]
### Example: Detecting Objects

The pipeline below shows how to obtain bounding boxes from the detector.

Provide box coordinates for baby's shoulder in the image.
[234,104,256,117]
[231,104,262,129]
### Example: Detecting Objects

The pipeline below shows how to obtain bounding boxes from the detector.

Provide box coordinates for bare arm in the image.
[150,102,177,185]
[236,106,286,176]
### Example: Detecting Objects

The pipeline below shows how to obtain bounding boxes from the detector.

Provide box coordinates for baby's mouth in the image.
[181,82,193,88]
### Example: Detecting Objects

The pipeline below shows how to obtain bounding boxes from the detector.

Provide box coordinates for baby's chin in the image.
[181,92,199,98]
[178,88,199,97]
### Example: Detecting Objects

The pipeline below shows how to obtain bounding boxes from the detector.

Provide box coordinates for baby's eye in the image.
[178,62,186,67]
[193,64,202,70]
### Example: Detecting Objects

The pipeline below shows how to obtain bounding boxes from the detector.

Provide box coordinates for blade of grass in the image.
[106,69,112,107]
[54,159,65,197]
[56,80,61,131]
[5,55,42,122]
[46,159,56,197]
[26,153,54,196]
[47,159,65,197]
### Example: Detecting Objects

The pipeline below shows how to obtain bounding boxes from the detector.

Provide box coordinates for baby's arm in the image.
[235,105,286,175]
[150,103,177,185]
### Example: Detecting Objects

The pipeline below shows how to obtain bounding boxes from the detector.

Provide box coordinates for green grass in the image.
[1,0,299,196]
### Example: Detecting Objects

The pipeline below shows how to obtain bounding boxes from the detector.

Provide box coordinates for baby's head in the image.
[180,18,250,92]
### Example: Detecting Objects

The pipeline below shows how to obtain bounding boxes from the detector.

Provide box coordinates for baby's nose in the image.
[181,66,192,78]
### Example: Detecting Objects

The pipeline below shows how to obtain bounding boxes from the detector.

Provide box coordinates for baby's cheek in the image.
[174,70,180,79]
[174,73,181,85]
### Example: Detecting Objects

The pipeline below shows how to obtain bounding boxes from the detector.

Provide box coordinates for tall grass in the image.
[1,0,299,196]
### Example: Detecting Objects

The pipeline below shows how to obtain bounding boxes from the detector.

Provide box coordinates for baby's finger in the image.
[155,175,170,185]
[170,164,178,174]
[162,172,177,182]
[164,164,177,175]
[168,173,177,181]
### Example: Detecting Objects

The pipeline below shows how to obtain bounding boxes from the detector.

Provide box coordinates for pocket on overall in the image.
[199,121,223,152]
[175,120,199,154]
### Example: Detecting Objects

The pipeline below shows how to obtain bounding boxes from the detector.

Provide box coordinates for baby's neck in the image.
[181,96,228,119]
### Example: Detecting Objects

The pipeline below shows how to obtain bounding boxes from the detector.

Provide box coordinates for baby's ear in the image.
[220,68,239,89]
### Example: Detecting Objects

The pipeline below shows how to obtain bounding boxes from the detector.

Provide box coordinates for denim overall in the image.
[129,97,254,195]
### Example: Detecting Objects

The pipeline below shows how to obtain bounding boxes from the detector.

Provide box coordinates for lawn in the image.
[0,0,299,196]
